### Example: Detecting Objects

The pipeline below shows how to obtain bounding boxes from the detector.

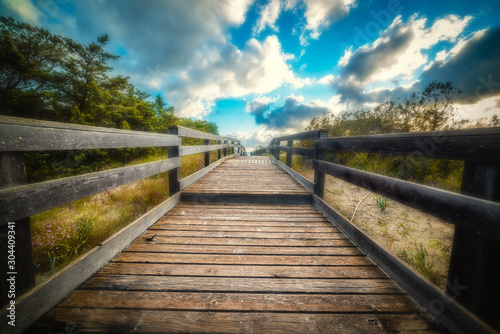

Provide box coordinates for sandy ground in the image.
[296,167,454,289]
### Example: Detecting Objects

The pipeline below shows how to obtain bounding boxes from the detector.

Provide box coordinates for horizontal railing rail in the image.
[0,116,243,333]
[269,126,500,334]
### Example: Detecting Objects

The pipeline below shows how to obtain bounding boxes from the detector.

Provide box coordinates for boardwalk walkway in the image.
[31,156,441,333]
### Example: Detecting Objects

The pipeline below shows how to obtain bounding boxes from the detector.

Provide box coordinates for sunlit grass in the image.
[31,151,219,283]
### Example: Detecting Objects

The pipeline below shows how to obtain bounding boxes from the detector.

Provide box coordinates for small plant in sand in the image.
[375,196,389,212]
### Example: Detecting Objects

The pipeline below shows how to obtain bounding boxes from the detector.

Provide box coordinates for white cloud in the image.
[318,74,335,85]
[167,35,309,117]
[254,0,282,34]
[219,0,255,25]
[304,0,357,36]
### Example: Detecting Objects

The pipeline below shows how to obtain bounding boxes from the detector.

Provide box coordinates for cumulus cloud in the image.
[318,74,335,85]
[303,0,357,40]
[167,35,309,117]
[247,94,331,130]
[335,14,472,106]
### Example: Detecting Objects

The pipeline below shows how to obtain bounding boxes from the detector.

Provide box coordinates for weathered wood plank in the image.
[155,219,333,227]
[59,290,420,313]
[132,236,349,247]
[149,225,336,233]
[125,243,360,255]
[142,230,344,239]
[114,252,372,266]
[98,263,387,278]
[0,157,181,222]
[271,145,316,158]
[275,129,329,141]
[180,144,225,156]
[0,115,181,151]
[0,193,181,334]
[316,126,500,163]
[34,309,441,334]
[83,276,400,294]
[313,159,500,239]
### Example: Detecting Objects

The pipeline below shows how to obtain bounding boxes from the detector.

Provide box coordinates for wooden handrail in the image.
[269,127,500,333]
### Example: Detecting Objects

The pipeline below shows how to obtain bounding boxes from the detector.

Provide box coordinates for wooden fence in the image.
[0,116,242,331]
[270,127,500,334]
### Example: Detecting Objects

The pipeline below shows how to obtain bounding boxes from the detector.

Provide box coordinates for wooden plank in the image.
[313,159,500,240]
[131,236,349,247]
[159,215,327,222]
[83,276,400,294]
[156,219,332,227]
[180,144,225,156]
[98,263,387,279]
[149,225,336,233]
[141,230,344,239]
[0,157,181,222]
[114,252,372,266]
[181,193,312,205]
[0,193,181,334]
[125,244,360,255]
[316,126,500,163]
[272,156,314,193]
[33,309,441,334]
[271,145,316,158]
[275,129,329,141]
[0,115,180,151]
[172,125,223,141]
[168,207,320,214]
[312,195,496,334]
[58,290,420,313]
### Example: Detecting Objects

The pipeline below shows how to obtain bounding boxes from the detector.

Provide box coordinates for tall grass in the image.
[31,152,212,282]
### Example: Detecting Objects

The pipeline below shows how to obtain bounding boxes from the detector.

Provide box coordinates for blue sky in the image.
[2,0,500,151]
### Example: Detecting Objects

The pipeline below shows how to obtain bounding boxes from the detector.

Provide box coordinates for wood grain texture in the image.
[0,115,181,151]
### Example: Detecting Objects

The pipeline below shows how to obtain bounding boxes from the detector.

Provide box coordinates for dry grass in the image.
[31,152,213,283]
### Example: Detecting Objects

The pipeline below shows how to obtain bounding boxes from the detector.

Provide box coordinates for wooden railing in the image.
[0,116,242,332]
[270,127,500,334]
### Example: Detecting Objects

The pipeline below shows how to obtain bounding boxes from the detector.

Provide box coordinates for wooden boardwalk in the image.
[30,156,442,333]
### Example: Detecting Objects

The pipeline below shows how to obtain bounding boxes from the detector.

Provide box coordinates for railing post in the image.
[447,161,500,329]
[0,152,35,306]
[167,127,180,195]
[313,130,329,198]
[286,140,293,167]
[217,140,222,160]
[274,140,280,160]
[223,140,227,157]
[204,139,210,167]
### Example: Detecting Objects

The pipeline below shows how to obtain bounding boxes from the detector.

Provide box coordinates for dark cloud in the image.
[340,29,414,84]
[249,95,329,130]
[419,26,500,104]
